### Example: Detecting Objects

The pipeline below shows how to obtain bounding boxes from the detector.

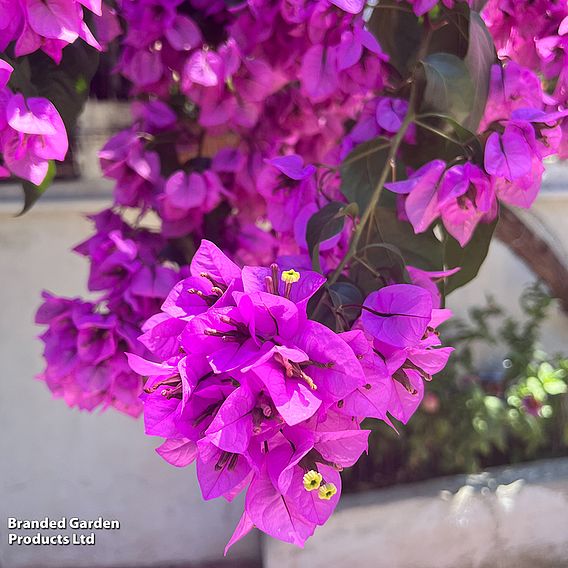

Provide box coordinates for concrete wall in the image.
[263,458,568,568]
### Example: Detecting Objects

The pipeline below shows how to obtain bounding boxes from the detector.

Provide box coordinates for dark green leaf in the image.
[419,53,474,125]
[408,113,484,167]
[329,282,363,326]
[340,137,391,214]
[350,192,444,295]
[368,1,422,78]
[3,55,33,94]
[373,203,443,271]
[428,3,470,59]
[306,201,356,273]
[463,11,497,131]
[369,2,474,78]
[307,287,341,331]
[443,216,498,294]
[18,162,57,216]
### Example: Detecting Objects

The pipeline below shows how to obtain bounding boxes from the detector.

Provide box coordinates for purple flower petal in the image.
[245,468,315,546]
[190,240,242,285]
[196,441,251,500]
[224,510,255,556]
[205,385,256,454]
[300,44,339,103]
[252,362,321,426]
[156,438,197,467]
[362,284,433,348]
[387,369,424,424]
[329,0,365,13]
[293,321,366,401]
[0,59,13,89]
[267,154,316,180]
[165,14,201,51]
[485,124,534,181]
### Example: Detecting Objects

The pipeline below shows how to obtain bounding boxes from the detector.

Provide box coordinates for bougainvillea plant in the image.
[4,0,568,551]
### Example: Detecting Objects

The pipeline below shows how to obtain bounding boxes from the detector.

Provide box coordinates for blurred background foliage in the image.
[344,282,568,492]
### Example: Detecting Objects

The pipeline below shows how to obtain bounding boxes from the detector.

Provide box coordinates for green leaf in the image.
[427,3,470,59]
[526,376,546,400]
[340,137,392,214]
[419,53,474,126]
[306,201,356,273]
[350,192,444,295]
[541,378,568,396]
[3,55,33,94]
[443,216,498,294]
[370,2,478,77]
[376,191,443,269]
[367,1,422,77]
[329,281,363,326]
[408,113,484,167]
[463,11,497,131]
[18,161,57,216]
[484,395,503,414]
[537,362,555,382]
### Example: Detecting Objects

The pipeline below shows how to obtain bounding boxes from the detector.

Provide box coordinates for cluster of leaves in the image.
[343,282,568,490]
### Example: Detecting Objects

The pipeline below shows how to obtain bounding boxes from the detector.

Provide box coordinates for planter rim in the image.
[335,456,568,512]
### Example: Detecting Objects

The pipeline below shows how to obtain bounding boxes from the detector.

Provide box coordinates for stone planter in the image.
[263,458,568,568]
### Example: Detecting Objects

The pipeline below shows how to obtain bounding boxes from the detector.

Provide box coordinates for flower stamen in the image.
[318,482,337,500]
[274,352,318,390]
[188,288,219,306]
[199,272,227,292]
[281,268,300,299]
[303,470,323,491]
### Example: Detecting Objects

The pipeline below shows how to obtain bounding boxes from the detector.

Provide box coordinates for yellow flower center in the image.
[281,269,301,285]
[318,482,337,500]
[303,470,323,491]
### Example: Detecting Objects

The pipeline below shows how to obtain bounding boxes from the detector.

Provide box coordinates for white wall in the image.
[0,201,260,568]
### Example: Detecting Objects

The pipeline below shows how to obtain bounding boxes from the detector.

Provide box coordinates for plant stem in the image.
[327,83,418,286]
[414,119,467,149]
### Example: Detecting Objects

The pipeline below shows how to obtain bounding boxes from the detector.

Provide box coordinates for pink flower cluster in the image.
[36,210,184,415]
[129,240,452,549]
[0,60,67,185]
[92,0,391,268]
[483,0,568,158]
[36,292,143,416]
[0,0,104,62]
[98,114,232,239]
